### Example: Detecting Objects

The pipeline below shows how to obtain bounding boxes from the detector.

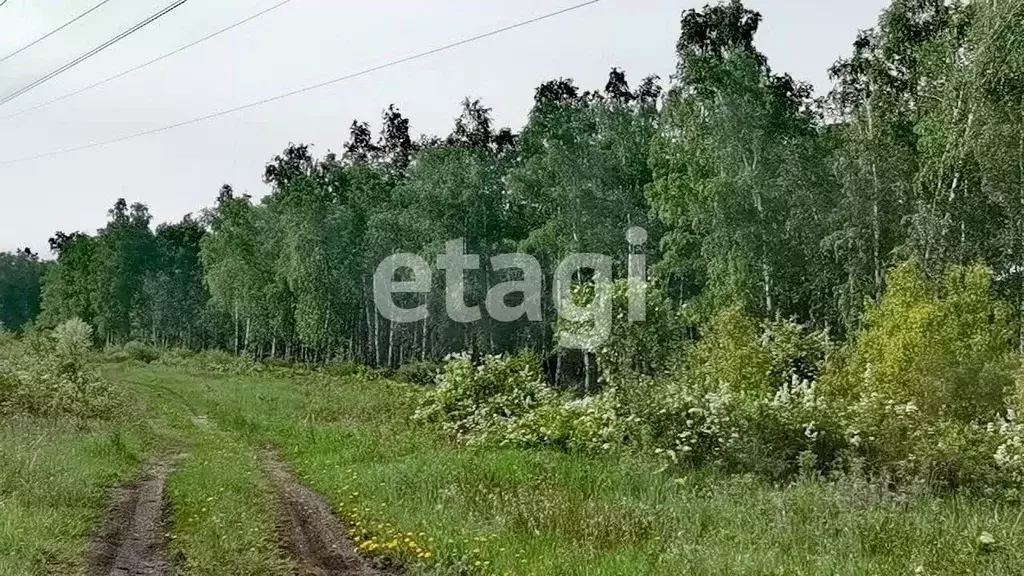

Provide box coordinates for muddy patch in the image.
[88,460,177,576]
[264,452,382,576]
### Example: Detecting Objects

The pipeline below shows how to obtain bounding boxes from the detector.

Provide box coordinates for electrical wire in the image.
[0,0,113,65]
[0,0,602,165]
[2,0,296,121]
[0,0,189,107]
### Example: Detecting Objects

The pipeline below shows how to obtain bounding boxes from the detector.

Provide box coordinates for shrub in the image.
[414,353,553,443]
[649,379,741,467]
[684,305,774,396]
[824,262,1016,423]
[53,318,93,361]
[681,305,830,397]
[122,341,161,363]
[157,349,265,376]
[393,360,444,386]
[413,265,1024,494]
[0,331,124,420]
[723,377,847,480]
[0,327,15,349]
[504,393,625,453]
[992,412,1024,494]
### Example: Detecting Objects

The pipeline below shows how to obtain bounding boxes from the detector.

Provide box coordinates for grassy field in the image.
[0,395,178,576]
[3,362,1024,575]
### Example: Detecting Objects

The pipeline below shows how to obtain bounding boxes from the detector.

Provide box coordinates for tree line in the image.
[4,0,1024,375]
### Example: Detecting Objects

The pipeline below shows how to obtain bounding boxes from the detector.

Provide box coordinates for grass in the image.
[0,412,171,575]
[104,363,1024,576]
[0,363,289,576]
[128,371,293,576]
[3,358,1022,575]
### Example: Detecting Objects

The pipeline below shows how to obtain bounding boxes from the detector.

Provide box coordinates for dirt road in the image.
[88,461,176,576]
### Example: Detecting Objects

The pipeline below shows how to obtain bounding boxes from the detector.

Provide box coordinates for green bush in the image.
[593,281,688,384]
[393,360,444,386]
[993,413,1024,495]
[412,264,1024,494]
[52,318,93,360]
[683,305,832,398]
[159,349,265,376]
[414,352,554,443]
[0,326,124,419]
[684,305,774,396]
[123,341,161,363]
[804,262,1022,490]
[504,393,625,453]
[824,262,1016,422]
[0,327,14,348]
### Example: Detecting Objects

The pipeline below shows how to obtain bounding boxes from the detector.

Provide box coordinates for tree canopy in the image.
[3,0,1023,380]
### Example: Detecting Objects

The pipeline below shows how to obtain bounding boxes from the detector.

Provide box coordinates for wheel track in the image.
[263,451,383,576]
[88,460,179,576]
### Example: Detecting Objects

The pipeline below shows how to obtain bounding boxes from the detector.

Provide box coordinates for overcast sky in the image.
[0,0,889,255]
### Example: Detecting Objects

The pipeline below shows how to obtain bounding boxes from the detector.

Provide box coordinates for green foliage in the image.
[593,281,687,384]
[0,249,42,332]
[11,0,1024,502]
[123,341,161,364]
[0,327,123,419]
[416,281,1024,492]
[826,261,1016,422]
[393,360,443,386]
[157,349,266,376]
[52,317,93,360]
[684,305,773,396]
[504,393,624,453]
[414,353,554,443]
[101,340,162,364]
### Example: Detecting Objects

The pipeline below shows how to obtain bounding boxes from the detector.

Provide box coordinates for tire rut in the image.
[89,460,179,576]
[263,452,382,576]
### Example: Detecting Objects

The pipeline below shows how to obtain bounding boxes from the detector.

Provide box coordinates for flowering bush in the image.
[504,393,627,453]
[650,380,740,467]
[413,263,1024,494]
[992,413,1024,493]
[414,353,554,444]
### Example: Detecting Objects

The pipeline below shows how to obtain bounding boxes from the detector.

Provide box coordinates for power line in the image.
[0,0,602,166]
[0,0,113,65]
[2,0,296,121]
[0,0,190,107]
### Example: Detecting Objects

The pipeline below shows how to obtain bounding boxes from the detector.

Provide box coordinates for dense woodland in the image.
[4,0,1024,376]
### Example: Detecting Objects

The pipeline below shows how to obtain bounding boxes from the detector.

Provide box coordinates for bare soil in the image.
[88,461,176,576]
[264,452,383,576]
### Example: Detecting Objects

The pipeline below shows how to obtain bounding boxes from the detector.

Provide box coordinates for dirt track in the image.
[86,444,379,575]
[264,452,382,576]
[88,461,176,576]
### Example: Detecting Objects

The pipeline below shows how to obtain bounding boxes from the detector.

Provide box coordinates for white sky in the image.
[0,0,889,255]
